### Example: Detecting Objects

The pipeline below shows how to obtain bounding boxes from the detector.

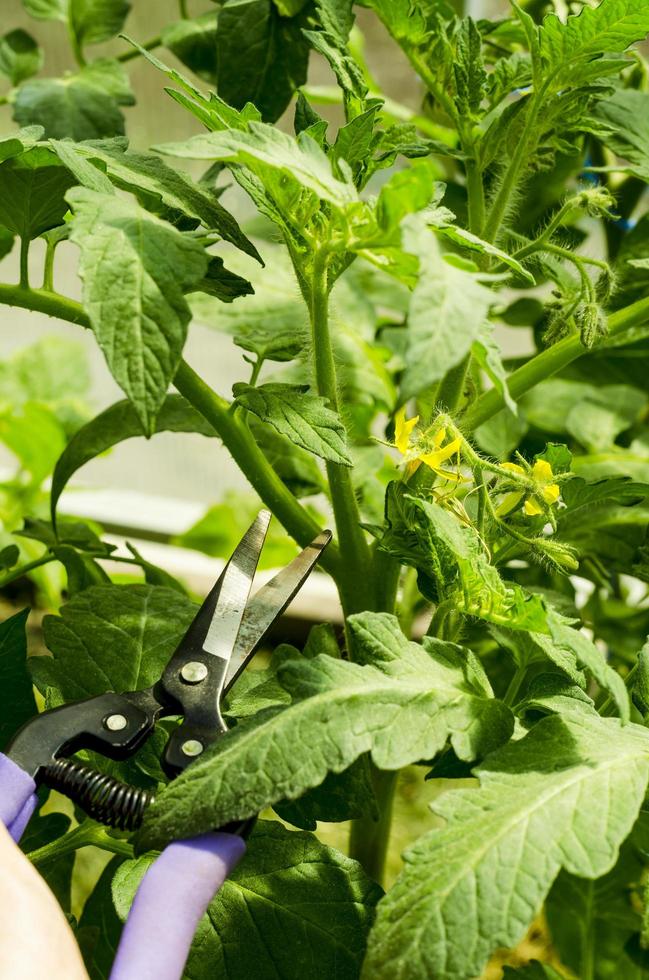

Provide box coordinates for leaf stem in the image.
[348,768,397,885]
[306,251,374,615]
[437,355,471,413]
[19,238,30,289]
[0,555,55,589]
[483,88,545,243]
[118,34,162,63]
[462,292,649,432]
[27,820,134,867]
[179,0,189,16]
[503,664,527,706]
[174,360,342,580]
[0,283,341,580]
[42,239,56,292]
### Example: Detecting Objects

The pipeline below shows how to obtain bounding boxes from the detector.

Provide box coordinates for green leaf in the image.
[546,840,645,980]
[233,382,353,466]
[138,612,512,849]
[190,245,307,361]
[632,639,649,721]
[363,713,649,980]
[593,88,649,182]
[0,30,42,86]
[51,395,216,522]
[274,758,378,829]
[547,611,630,722]
[472,323,517,415]
[190,256,253,303]
[380,485,550,631]
[39,584,197,701]
[0,146,74,239]
[50,139,260,261]
[429,210,535,284]
[248,418,326,497]
[155,124,358,213]
[66,187,208,434]
[453,17,486,116]
[69,0,131,48]
[217,0,311,122]
[400,217,495,400]
[0,401,66,484]
[303,0,367,104]
[540,1,649,82]
[118,820,382,979]
[0,126,43,164]
[161,16,218,85]
[13,59,134,140]
[0,609,37,751]
[22,0,66,19]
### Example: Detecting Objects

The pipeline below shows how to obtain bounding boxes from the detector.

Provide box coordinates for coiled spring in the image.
[43,759,155,831]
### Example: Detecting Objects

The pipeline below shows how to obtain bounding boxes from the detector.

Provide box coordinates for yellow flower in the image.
[417,428,463,482]
[393,409,463,481]
[394,407,419,455]
[497,460,560,517]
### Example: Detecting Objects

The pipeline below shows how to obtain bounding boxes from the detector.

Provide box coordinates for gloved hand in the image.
[0,753,246,980]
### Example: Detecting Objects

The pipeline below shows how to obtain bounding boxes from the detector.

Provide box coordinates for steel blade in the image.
[224,529,332,690]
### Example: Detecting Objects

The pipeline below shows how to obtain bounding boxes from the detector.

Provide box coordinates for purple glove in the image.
[0,752,38,841]
[0,752,246,980]
[109,832,246,980]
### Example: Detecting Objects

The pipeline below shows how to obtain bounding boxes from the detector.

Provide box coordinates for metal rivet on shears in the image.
[181,739,204,757]
[180,661,208,684]
[104,713,128,732]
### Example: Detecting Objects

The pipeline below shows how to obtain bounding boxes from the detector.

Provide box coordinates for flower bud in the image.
[576,302,608,349]
[529,537,579,574]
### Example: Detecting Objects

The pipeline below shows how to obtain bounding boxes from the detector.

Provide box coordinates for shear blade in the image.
[225,529,332,690]
[177,509,271,664]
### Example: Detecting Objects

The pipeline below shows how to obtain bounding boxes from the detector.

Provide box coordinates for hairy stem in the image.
[0,284,341,580]
[462,292,649,432]
[307,252,374,615]
[483,89,545,243]
[19,238,30,289]
[174,361,342,580]
[348,768,398,885]
[28,820,134,867]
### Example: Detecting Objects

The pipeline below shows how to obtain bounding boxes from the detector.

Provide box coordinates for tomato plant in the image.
[2,0,649,977]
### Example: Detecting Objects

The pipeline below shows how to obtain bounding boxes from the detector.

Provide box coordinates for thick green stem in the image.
[483,89,545,243]
[19,238,30,289]
[348,768,398,885]
[42,238,56,292]
[462,292,649,432]
[27,820,134,867]
[307,252,374,615]
[465,157,486,237]
[0,284,341,580]
[173,361,341,581]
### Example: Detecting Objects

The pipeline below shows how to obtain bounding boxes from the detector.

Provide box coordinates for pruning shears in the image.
[0,511,330,980]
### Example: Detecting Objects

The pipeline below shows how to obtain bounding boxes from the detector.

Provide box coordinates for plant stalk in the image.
[348,768,398,886]
[28,821,134,867]
[462,292,649,432]
[19,238,30,289]
[483,89,545,243]
[0,284,341,580]
[307,252,374,615]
